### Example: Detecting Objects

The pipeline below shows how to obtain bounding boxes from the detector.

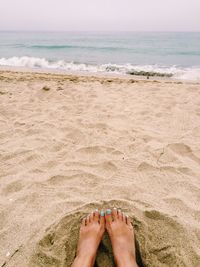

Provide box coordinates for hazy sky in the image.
[0,0,200,31]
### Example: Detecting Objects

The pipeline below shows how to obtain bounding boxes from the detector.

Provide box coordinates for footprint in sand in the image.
[76,145,123,158]
[168,143,200,165]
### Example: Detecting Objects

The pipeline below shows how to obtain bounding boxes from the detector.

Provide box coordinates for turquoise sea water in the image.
[0,31,200,80]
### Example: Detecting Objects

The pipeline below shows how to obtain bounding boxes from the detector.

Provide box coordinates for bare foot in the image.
[105,208,138,267]
[72,210,105,267]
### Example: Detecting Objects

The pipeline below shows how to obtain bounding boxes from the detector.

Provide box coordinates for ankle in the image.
[114,251,138,267]
[72,252,96,267]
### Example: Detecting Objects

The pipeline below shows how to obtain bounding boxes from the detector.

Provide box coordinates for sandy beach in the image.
[0,69,200,267]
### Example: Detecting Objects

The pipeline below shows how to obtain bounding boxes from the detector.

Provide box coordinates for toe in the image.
[86,214,91,224]
[94,209,100,223]
[126,215,132,226]
[122,212,126,222]
[100,210,105,226]
[90,212,94,222]
[82,217,87,226]
[118,209,123,220]
[105,209,112,224]
[112,208,118,221]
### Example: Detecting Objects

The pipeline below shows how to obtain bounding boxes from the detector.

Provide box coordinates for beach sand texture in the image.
[0,70,200,267]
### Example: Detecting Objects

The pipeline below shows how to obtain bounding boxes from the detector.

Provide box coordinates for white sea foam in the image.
[0,56,200,81]
[173,68,200,81]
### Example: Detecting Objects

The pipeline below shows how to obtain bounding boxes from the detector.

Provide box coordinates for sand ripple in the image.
[0,71,200,266]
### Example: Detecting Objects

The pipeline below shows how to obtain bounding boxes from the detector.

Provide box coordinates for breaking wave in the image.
[0,56,200,81]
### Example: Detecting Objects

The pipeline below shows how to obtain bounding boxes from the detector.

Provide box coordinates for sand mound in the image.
[28,200,199,267]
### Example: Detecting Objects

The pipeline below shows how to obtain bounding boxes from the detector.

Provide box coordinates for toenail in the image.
[113,207,117,210]
[106,209,111,215]
[95,209,98,212]
[100,211,105,216]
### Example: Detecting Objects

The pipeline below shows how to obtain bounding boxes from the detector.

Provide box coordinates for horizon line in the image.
[0,30,200,33]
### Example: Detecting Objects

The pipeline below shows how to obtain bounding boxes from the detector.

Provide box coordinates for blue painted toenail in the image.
[100,211,105,216]
[106,209,111,215]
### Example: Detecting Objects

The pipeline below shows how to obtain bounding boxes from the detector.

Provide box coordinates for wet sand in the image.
[0,70,200,266]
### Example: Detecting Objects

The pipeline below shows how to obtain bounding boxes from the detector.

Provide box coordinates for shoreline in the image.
[0,66,199,85]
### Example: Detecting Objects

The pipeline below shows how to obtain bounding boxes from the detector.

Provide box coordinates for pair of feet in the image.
[72,208,138,267]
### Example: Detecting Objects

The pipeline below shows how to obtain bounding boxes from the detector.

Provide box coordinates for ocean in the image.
[0,31,200,80]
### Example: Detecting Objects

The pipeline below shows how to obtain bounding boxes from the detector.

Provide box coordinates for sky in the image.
[0,0,200,31]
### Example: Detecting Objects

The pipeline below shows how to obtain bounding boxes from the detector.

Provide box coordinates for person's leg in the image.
[105,208,138,267]
[72,210,105,267]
